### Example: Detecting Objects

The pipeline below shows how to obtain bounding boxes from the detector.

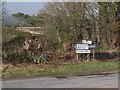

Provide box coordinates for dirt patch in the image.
[94,52,119,61]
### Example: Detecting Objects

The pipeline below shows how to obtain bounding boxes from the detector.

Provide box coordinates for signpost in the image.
[88,44,96,49]
[76,50,90,53]
[88,44,96,59]
[87,41,92,44]
[75,40,96,61]
[75,44,88,50]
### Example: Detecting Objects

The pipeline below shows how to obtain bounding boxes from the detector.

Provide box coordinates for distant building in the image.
[16,27,43,30]
[16,27,44,35]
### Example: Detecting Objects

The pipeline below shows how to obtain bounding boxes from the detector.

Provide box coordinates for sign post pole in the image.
[77,53,79,61]
[87,53,90,61]
[93,49,95,60]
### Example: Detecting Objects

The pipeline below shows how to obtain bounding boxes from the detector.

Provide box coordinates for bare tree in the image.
[38,2,119,51]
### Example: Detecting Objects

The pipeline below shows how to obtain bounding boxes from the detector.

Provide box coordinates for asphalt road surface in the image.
[2,73,118,88]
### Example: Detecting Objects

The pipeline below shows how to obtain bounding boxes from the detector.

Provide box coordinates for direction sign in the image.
[76,50,90,53]
[87,41,92,44]
[82,40,87,43]
[75,44,89,50]
[88,44,96,49]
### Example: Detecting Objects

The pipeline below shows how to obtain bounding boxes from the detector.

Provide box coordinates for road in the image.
[2,73,118,88]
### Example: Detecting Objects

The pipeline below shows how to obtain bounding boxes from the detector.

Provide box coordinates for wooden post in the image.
[93,49,95,60]
[77,53,79,61]
[87,53,90,61]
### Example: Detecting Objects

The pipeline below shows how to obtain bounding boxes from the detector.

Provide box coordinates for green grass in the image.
[57,60,118,75]
[2,60,118,80]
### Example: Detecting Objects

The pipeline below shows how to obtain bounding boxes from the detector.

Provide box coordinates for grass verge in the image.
[2,60,118,80]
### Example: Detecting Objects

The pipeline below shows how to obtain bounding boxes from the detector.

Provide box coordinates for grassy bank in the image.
[2,60,118,80]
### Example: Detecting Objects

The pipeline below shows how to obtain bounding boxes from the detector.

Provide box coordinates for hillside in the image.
[2,26,30,42]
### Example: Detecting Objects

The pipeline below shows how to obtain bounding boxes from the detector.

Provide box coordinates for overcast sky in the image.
[6,2,46,15]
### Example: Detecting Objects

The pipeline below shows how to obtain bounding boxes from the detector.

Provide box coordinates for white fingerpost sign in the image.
[76,50,90,53]
[75,44,89,50]
[87,41,92,44]
[82,40,87,43]
[88,44,96,49]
